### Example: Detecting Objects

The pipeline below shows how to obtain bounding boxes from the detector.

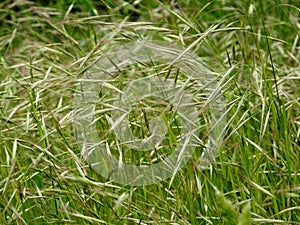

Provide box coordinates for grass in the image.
[0,0,299,224]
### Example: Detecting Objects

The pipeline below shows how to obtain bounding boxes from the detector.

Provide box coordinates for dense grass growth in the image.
[0,0,299,224]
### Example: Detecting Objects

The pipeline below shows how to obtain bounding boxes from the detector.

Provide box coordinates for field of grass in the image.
[0,0,299,224]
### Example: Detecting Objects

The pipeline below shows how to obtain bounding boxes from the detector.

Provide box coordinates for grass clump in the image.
[215,191,251,225]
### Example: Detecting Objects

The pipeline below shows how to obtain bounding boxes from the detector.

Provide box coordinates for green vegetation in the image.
[0,0,299,224]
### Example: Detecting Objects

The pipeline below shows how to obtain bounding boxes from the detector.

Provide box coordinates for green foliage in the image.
[0,0,299,224]
[215,192,251,225]
[215,192,238,224]
[238,203,251,225]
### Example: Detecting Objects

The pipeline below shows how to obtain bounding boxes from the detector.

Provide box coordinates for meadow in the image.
[0,0,299,224]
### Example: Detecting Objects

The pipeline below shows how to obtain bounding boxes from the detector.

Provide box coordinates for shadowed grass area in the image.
[0,0,299,224]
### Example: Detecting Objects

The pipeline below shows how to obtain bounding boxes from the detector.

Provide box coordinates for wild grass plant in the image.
[0,0,299,224]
